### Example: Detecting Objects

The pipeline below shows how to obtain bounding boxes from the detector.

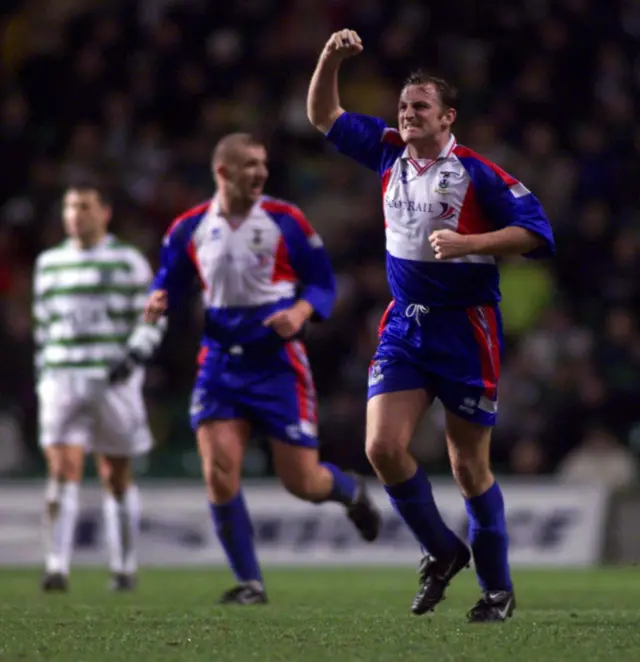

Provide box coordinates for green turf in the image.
[0,568,638,662]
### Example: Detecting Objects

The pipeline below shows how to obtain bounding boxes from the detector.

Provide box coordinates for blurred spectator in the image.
[509,438,547,476]
[558,427,639,489]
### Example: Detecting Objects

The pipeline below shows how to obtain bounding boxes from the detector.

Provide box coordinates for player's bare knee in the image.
[365,391,428,478]
[61,449,83,483]
[204,454,241,503]
[46,448,65,482]
[207,471,240,503]
[365,436,404,473]
[197,421,248,503]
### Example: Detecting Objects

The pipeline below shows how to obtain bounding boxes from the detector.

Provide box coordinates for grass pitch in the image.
[0,567,638,661]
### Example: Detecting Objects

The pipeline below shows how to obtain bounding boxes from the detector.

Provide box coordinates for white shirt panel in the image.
[193,203,296,309]
[383,151,495,266]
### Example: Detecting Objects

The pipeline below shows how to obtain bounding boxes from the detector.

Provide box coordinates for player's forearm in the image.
[307,53,345,133]
[293,298,315,321]
[467,226,545,257]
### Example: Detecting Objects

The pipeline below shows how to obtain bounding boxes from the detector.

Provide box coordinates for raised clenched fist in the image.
[322,29,363,62]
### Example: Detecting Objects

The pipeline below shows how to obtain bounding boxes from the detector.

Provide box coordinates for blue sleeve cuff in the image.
[151,270,167,292]
[514,224,556,259]
[302,286,335,321]
[325,112,348,140]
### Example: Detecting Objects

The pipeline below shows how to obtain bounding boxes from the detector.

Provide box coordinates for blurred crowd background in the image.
[1,0,639,486]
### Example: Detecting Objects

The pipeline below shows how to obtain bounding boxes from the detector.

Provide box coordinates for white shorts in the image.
[37,371,153,456]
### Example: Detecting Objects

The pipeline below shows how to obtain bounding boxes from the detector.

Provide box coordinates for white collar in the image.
[401,133,457,162]
[211,194,261,219]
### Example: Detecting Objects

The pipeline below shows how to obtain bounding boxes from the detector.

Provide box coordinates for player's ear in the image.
[215,162,231,182]
[101,202,113,227]
[442,107,456,129]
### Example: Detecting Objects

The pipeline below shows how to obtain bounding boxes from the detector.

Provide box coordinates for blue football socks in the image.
[385,466,462,559]
[210,492,262,584]
[320,462,358,505]
[465,481,513,591]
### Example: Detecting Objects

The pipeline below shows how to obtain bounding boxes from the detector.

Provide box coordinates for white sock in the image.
[103,486,141,575]
[44,481,79,576]
[123,486,141,575]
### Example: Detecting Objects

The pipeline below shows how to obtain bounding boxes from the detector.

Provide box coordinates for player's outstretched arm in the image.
[307,29,362,133]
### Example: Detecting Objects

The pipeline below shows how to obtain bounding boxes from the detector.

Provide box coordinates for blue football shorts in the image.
[190,338,318,447]
[368,300,503,427]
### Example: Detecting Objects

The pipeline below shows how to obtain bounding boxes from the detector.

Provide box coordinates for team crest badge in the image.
[436,171,452,194]
[368,360,385,386]
[190,388,206,416]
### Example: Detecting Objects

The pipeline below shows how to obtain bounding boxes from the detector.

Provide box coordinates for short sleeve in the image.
[326,112,404,177]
